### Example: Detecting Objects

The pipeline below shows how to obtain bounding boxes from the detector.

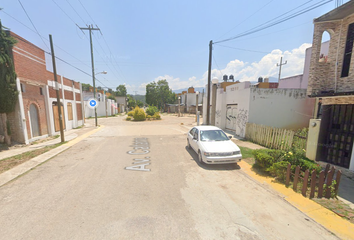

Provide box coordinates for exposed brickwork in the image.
[308,14,354,96]
[64,90,74,100]
[21,83,48,138]
[74,81,80,89]
[75,93,81,101]
[7,32,83,142]
[48,88,63,99]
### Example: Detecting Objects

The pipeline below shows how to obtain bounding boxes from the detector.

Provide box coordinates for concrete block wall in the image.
[308,14,354,96]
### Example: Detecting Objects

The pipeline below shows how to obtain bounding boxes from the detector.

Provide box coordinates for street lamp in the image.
[93,71,107,127]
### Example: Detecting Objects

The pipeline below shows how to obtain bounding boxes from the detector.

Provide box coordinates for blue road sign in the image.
[87,98,99,109]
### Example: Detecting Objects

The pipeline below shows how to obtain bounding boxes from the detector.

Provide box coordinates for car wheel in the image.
[187,139,191,149]
[198,150,203,164]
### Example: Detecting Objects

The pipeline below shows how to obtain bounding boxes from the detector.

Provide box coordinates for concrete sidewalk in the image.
[0,121,101,187]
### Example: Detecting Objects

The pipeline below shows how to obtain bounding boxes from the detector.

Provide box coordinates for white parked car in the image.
[187,126,242,164]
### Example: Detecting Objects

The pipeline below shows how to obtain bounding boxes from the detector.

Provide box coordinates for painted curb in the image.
[238,161,354,240]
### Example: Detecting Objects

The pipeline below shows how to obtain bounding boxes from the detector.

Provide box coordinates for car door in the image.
[191,129,199,152]
[188,128,195,146]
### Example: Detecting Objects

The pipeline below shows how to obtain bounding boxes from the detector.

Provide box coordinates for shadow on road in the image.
[185,146,240,171]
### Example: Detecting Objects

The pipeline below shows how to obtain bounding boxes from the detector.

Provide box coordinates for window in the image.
[67,102,73,120]
[341,23,354,78]
[40,87,43,95]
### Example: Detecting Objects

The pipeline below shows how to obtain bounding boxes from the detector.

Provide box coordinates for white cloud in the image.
[149,43,312,92]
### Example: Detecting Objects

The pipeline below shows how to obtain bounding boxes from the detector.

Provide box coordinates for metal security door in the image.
[324,104,354,168]
[226,105,237,131]
[29,104,40,137]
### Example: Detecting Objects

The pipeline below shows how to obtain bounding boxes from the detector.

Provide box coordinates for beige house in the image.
[307,1,354,171]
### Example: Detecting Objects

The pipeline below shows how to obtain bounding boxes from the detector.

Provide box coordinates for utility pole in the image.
[134,91,138,106]
[277,57,287,81]
[206,40,213,125]
[79,24,100,127]
[49,34,64,143]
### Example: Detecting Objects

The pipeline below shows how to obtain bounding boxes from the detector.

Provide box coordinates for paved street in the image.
[0,115,339,239]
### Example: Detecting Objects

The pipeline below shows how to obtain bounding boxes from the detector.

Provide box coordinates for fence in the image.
[286,163,342,199]
[245,123,295,151]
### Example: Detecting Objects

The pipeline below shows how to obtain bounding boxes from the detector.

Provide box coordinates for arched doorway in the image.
[29,104,40,137]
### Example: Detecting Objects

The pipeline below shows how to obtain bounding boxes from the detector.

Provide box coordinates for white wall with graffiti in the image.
[248,88,315,129]
[225,85,251,137]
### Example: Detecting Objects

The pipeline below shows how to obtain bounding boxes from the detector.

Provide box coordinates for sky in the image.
[0,0,349,94]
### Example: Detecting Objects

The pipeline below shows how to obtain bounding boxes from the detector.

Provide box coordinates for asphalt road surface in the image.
[0,115,339,239]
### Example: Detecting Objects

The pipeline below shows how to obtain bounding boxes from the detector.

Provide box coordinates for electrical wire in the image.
[216,44,269,54]
[1,10,92,71]
[215,0,333,44]
[51,0,80,28]
[17,0,50,51]
[65,0,87,25]
[215,0,275,41]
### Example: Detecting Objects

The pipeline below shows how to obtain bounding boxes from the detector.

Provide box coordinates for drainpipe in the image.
[335,20,343,93]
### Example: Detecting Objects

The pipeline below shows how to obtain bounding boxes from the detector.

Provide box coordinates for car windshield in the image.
[200,130,229,141]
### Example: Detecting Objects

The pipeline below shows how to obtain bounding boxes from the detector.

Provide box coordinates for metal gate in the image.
[226,105,237,131]
[29,104,40,137]
[323,104,354,168]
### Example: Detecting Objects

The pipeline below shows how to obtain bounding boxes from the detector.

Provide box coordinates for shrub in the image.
[126,116,132,121]
[153,112,161,120]
[133,107,146,121]
[268,161,289,182]
[253,150,276,170]
[146,105,158,116]
[146,115,152,120]
[127,111,134,117]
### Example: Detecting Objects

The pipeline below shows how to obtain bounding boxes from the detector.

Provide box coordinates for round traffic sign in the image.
[87,98,99,109]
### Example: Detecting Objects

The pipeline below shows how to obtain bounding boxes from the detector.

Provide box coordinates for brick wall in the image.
[21,83,48,138]
[308,14,354,96]
[10,32,47,84]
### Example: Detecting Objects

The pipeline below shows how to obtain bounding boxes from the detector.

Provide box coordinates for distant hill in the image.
[130,94,146,104]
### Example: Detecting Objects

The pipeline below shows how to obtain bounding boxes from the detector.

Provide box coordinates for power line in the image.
[215,0,333,44]
[216,0,275,41]
[78,0,97,26]
[1,10,92,71]
[215,44,269,54]
[17,0,50,50]
[65,0,87,24]
[51,0,80,28]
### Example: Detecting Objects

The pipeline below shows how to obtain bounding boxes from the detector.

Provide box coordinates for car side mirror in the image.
[193,136,198,140]
[228,136,232,139]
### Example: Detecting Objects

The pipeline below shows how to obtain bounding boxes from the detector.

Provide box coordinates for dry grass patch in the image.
[0,143,63,174]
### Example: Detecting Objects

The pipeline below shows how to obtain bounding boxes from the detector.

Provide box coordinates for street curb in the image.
[238,161,354,240]
[0,126,104,188]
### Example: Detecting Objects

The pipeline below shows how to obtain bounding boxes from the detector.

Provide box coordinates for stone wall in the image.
[308,14,354,96]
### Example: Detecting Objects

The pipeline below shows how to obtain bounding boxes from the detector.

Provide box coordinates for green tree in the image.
[115,84,127,96]
[146,79,176,110]
[108,95,116,101]
[81,83,92,91]
[126,94,136,109]
[0,21,18,145]
[136,100,144,108]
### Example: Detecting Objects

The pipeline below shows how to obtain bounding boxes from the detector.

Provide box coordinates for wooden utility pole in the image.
[49,34,64,143]
[79,25,100,127]
[277,57,287,81]
[206,40,213,125]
